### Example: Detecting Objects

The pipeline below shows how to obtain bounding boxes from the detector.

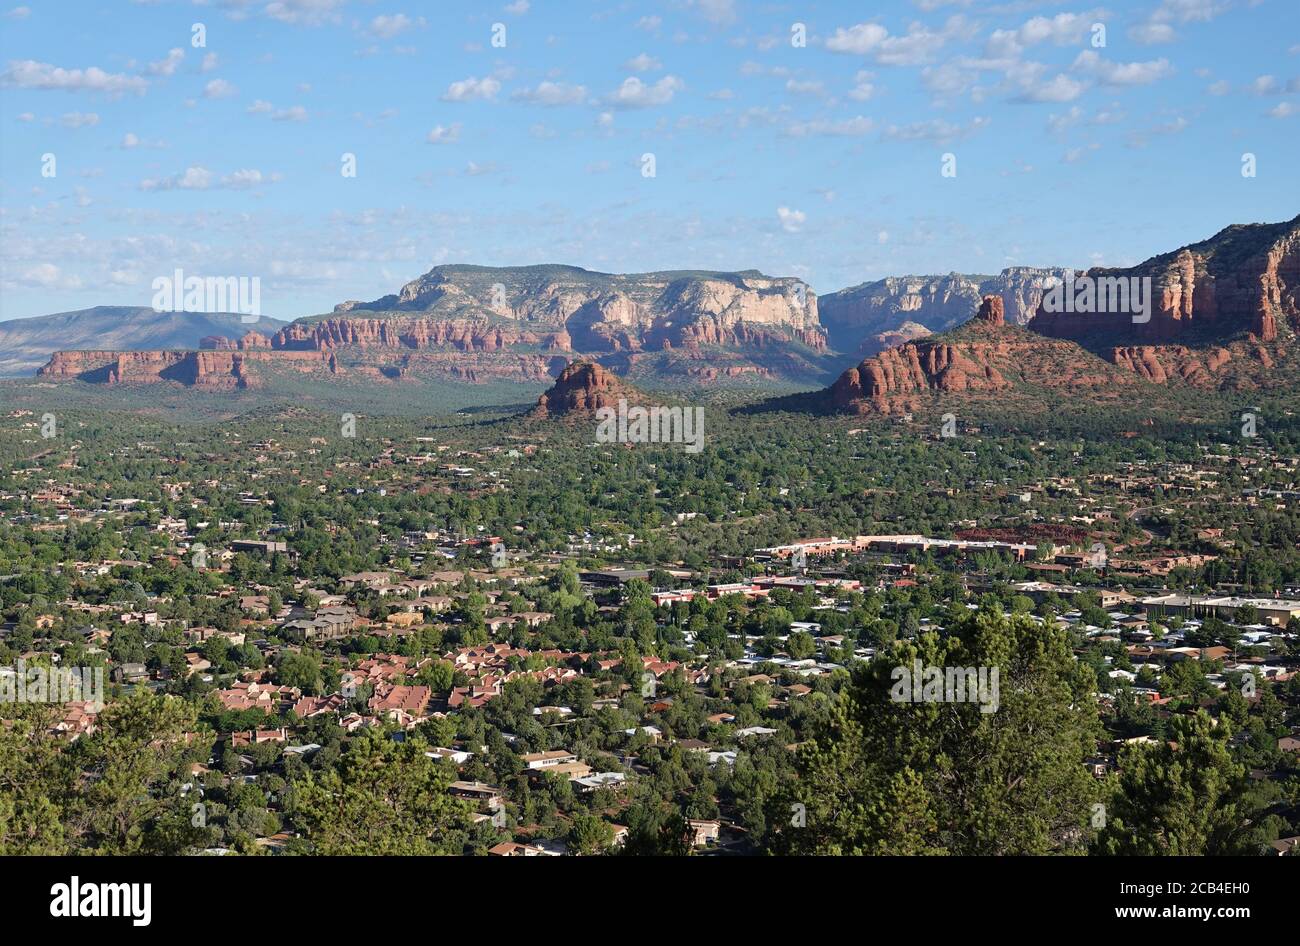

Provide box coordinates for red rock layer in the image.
[271,318,570,353]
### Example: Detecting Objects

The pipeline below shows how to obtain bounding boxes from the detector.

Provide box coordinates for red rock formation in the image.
[37,351,122,379]
[531,361,636,417]
[200,330,270,351]
[1029,215,1299,345]
[272,317,566,353]
[975,295,1004,326]
[36,347,347,388]
[824,298,1136,415]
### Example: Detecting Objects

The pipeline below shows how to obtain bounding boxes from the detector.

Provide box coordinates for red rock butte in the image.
[532,361,637,417]
[975,295,1005,326]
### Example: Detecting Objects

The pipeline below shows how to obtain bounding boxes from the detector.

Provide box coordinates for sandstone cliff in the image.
[824,295,1137,415]
[37,346,337,388]
[1028,214,1300,346]
[322,264,825,356]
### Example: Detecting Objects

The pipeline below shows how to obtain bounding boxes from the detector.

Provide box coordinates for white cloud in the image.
[825,23,889,55]
[986,13,1098,59]
[426,123,461,144]
[694,0,737,25]
[441,76,501,101]
[883,116,989,143]
[368,14,420,39]
[222,169,271,188]
[1128,23,1176,45]
[848,70,876,100]
[777,206,806,233]
[1270,101,1296,118]
[1015,73,1086,103]
[785,78,825,96]
[121,132,139,148]
[1072,51,1173,87]
[604,75,684,108]
[636,16,662,32]
[785,116,874,137]
[201,53,219,73]
[511,81,588,106]
[59,111,99,128]
[263,0,347,27]
[505,0,530,13]
[1129,0,1230,45]
[624,52,662,72]
[146,48,184,77]
[140,166,213,191]
[244,98,305,120]
[138,167,279,192]
[921,62,973,97]
[6,7,31,19]
[16,263,70,289]
[1047,106,1083,134]
[826,19,958,66]
[202,78,238,98]
[1063,142,1101,163]
[1207,79,1231,96]
[0,59,147,94]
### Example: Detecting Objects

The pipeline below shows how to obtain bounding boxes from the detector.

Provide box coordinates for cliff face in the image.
[37,350,258,388]
[202,330,272,351]
[825,295,1136,415]
[819,266,1070,352]
[1029,215,1300,346]
[818,217,1300,415]
[37,345,338,388]
[35,265,829,388]
[531,361,636,417]
[323,264,825,356]
[272,317,570,353]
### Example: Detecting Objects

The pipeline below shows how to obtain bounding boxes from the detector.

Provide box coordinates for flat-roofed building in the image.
[1141,594,1300,626]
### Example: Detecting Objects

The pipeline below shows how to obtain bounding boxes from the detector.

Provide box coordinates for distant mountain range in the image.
[29,266,830,389]
[0,307,287,378]
[817,266,1071,362]
[14,214,1300,410]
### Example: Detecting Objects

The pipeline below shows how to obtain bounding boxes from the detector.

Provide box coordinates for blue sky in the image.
[0,0,1296,322]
